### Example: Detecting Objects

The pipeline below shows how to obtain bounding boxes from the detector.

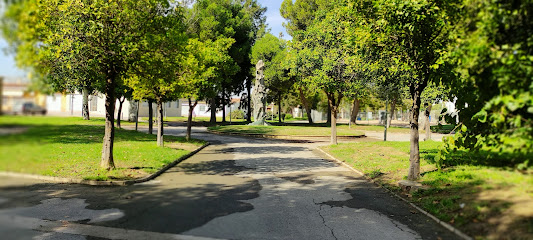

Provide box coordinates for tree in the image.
[188,0,265,124]
[126,3,188,147]
[4,0,172,169]
[368,0,460,179]
[182,38,235,140]
[298,1,368,144]
[440,0,532,168]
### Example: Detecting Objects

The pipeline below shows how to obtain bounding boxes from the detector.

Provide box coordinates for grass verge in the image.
[321,141,533,239]
[0,116,204,181]
[208,124,365,137]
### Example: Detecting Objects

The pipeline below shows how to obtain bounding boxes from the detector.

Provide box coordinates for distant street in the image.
[0,127,459,239]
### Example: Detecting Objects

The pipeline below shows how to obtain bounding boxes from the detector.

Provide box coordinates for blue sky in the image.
[0,1,288,78]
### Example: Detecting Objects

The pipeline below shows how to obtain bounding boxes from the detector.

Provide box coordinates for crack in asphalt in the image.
[313,198,338,240]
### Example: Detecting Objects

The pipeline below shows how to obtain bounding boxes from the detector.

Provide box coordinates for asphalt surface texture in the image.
[0,125,460,240]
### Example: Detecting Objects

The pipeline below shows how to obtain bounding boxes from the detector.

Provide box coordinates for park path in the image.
[0,126,459,239]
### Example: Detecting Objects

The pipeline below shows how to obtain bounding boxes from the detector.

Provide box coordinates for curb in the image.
[208,129,366,141]
[0,143,210,186]
[315,147,473,240]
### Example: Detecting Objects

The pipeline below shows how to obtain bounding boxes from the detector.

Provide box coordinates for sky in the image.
[0,0,288,79]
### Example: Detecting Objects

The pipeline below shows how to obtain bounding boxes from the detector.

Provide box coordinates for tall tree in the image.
[368,0,460,179]
[3,0,172,169]
[126,3,188,147]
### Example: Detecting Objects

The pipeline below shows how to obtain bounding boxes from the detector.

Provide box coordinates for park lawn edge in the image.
[319,142,533,240]
[207,125,365,137]
[0,142,209,186]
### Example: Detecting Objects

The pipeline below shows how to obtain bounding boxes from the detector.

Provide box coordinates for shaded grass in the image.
[0,116,204,180]
[208,124,365,137]
[321,141,533,239]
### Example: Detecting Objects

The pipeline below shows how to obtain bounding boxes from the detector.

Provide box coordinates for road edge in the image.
[315,147,473,240]
[0,143,210,186]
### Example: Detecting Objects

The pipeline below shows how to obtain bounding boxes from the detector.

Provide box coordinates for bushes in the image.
[230,109,244,119]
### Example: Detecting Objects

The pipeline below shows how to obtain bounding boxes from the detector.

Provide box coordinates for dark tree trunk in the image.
[148,99,153,135]
[210,97,216,124]
[278,93,282,123]
[100,77,116,170]
[387,97,396,129]
[298,87,313,124]
[246,78,252,122]
[327,104,331,125]
[82,87,90,120]
[222,92,226,123]
[117,96,125,129]
[156,100,164,147]
[425,103,432,141]
[187,98,198,141]
[408,81,427,180]
[350,98,360,125]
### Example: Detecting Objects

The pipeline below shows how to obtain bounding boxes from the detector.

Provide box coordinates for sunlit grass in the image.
[0,116,204,180]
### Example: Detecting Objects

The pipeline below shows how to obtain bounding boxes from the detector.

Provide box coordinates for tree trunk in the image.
[100,78,116,170]
[327,104,331,125]
[331,106,337,145]
[156,100,164,147]
[186,98,198,141]
[425,104,432,141]
[408,90,422,180]
[278,93,282,123]
[247,78,252,122]
[387,97,396,129]
[210,97,216,124]
[298,87,313,124]
[117,96,125,129]
[350,98,360,125]
[148,99,153,135]
[82,87,90,120]
[222,94,226,123]
[135,101,139,131]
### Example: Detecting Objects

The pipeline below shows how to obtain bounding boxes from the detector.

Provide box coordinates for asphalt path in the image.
[0,126,460,239]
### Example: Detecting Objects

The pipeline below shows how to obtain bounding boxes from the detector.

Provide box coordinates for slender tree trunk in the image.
[408,89,422,180]
[387,97,396,129]
[156,99,164,147]
[210,97,216,124]
[350,98,360,125]
[187,98,198,141]
[82,87,90,120]
[117,96,125,129]
[278,93,282,123]
[246,78,252,122]
[222,93,226,123]
[135,101,139,131]
[425,104,432,141]
[298,87,313,124]
[331,106,337,145]
[100,77,116,170]
[148,99,153,135]
[327,104,332,125]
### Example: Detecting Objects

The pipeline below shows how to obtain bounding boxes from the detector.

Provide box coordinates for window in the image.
[89,96,97,111]
[199,105,206,112]
[175,101,180,108]
[167,102,171,108]
[142,101,148,107]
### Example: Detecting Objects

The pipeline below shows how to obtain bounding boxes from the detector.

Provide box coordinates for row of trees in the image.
[251,0,531,180]
[1,0,266,170]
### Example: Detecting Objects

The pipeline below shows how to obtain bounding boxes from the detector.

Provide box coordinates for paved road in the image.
[0,127,459,239]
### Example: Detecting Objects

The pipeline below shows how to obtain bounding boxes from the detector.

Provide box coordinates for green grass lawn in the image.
[321,141,533,239]
[208,124,365,137]
[0,116,204,181]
